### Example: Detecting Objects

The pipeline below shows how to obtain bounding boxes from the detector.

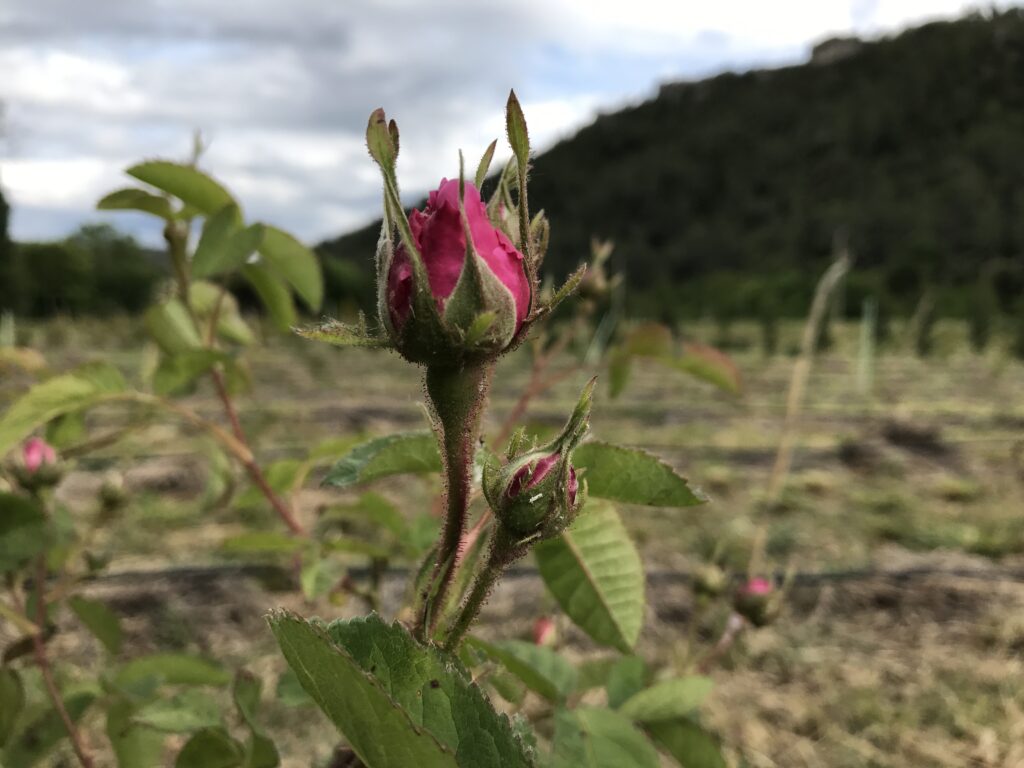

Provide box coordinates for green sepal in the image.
[475,139,498,188]
[295,317,392,349]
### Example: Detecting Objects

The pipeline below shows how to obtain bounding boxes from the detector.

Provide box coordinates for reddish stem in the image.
[210,368,304,535]
[31,557,95,768]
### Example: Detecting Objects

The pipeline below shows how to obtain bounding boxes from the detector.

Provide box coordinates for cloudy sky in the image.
[0,0,1011,246]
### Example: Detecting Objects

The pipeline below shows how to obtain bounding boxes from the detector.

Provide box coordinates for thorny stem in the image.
[416,362,492,641]
[30,556,95,768]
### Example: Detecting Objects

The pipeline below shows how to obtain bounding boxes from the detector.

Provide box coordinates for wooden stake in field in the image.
[766,244,851,504]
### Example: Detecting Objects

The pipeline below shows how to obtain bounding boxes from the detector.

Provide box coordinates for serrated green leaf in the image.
[550,708,659,768]
[534,502,644,652]
[134,690,223,733]
[127,161,235,215]
[573,442,704,507]
[258,226,323,311]
[221,532,305,557]
[97,188,174,220]
[2,692,95,768]
[68,596,122,655]
[175,727,246,768]
[269,611,536,768]
[323,431,441,489]
[466,638,577,703]
[0,362,126,455]
[242,264,296,331]
[0,668,24,747]
[115,654,231,690]
[0,494,49,573]
[145,299,203,354]
[645,718,726,768]
[606,656,648,709]
[619,677,713,723]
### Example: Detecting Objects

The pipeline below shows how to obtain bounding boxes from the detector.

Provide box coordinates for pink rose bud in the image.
[741,577,773,597]
[23,437,57,473]
[734,577,779,627]
[508,453,578,506]
[386,178,530,335]
[533,616,556,646]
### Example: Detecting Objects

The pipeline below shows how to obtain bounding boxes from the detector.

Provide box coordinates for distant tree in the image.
[65,224,162,314]
[968,269,997,352]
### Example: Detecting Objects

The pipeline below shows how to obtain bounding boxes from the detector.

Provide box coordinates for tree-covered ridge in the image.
[320,10,1024,320]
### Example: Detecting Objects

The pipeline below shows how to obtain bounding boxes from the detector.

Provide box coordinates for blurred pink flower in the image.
[22,437,57,473]
[533,616,556,646]
[741,577,773,596]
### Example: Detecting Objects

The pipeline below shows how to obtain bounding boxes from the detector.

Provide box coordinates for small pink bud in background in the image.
[23,437,57,474]
[734,576,779,627]
[533,616,556,646]
[741,577,773,596]
[386,178,530,334]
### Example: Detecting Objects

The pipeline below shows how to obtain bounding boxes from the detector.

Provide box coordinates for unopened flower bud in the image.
[692,563,728,599]
[484,379,594,541]
[98,471,128,515]
[10,437,62,491]
[733,577,780,627]
[533,616,556,646]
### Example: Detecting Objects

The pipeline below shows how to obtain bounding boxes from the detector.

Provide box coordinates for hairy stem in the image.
[31,557,95,768]
[443,527,515,651]
[416,361,492,640]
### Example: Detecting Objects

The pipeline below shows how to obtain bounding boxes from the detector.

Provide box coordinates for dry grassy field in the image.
[5,317,1024,767]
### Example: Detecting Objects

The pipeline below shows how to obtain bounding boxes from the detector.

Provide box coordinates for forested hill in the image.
[319,9,1024,319]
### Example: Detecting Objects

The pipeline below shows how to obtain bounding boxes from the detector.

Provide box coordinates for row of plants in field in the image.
[0,94,775,767]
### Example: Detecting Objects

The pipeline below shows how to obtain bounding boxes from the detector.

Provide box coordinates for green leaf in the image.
[645,719,726,768]
[299,554,346,601]
[573,442,705,507]
[145,300,203,354]
[153,349,228,396]
[665,342,742,396]
[323,431,441,489]
[465,638,577,703]
[505,90,530,175]
[97,188,174,220]
[606,657,647,709]
[242,264,296,331]
[175,727,246,768]
[115,653,231,690]
[296,318,390,348]
[133,690,223,733]
[258,226,323,311]
[232,672,279,768]
[269,611,536,768]
[619,677,713,723]
[192,204,241,277]
[623,323,674,357]
[45,411,86,449]
[2,692,95,768]
[0,494,49,573]
[199,218,265,280]
[127,161,235,215]
[68,595,122,655]
[274,668,314,709]
[107,698,166,768]
[550,708,659,768]
[0,362,126,455]
[475,139,498,188]
[0,668,24,747]
[221,532,304,557]
[608,347,632,399]
[534,502,644,652]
